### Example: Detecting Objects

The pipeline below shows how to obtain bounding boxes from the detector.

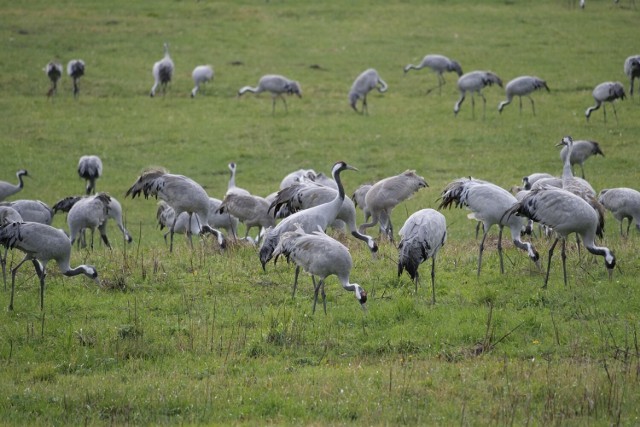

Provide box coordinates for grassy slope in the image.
[1,0,639,424]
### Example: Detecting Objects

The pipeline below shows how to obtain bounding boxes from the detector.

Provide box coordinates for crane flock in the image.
[8,40,639,314]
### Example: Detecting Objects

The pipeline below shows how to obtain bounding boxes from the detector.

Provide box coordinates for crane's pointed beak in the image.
[346,165,359,172]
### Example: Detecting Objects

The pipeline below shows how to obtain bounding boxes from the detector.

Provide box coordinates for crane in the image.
[126,168,226,252]
[498,75,549,115]
[0,170,29,202]
[44,61,63,97]
[191,65,214,98]
[273,225,367,314]
[505,188,616,287]
[238,74,301,113]
[598,187,640,236]
[438,177,540,276]
[397,209,447,303]
[349,68,388,114]
[150,43,174,97]
[0,221,100,311]
[403,54,463,95]
[78,155,103,195]
[358,170,428,241]
[585,81,626,123]
[67,59,85,98]
[454,70,502,118]
[558,139,604,179]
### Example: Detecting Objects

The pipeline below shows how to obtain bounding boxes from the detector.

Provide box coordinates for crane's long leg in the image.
[477,227,489,277]
[603,104,608,123]
[414,270,420,294]
[454,92,466,116]
[98,224,111,249]
[579,164,586,179]
[518,96,523,114]
[528,96,536,116]
[321,280,327,315]
[497,225,505,274]
[544,237,560,288]
[362,95,368,115]
[479,92,487,119]
[9,255,31,310]
[291,265,301,298]
[281,95,288,113]
[32,260,46,311]
[169,215,178,253]
[611,103,619,124]
[186,213,194,249]
[312,276,320,314]
[471,94,476,119]
[430,256,436,304]
[626,218,632,237]
[1,246,7,290]
[561,239,568,287]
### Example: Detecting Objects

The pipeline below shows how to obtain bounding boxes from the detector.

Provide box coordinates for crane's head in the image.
[449,60,463,76]
[17,169,29,178]
[354,284,367,310]
[556,135,573,148]
[228,162,237,172]
[285,81,302,97]
[348,91,360,112]
[332,161,358,175]
[605,250,616,279]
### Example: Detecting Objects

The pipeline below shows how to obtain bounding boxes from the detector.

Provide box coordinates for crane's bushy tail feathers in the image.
[52,196,83,213]
[126,169,167,199]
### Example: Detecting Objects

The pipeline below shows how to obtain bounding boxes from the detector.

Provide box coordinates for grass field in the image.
[1,0,640,424]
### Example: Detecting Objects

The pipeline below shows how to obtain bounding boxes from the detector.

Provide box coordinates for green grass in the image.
[1,0,640,424]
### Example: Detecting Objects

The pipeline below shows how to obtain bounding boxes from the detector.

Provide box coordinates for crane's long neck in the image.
[16,172,25,189]
[562,142,573,181]
[228,167,237,190]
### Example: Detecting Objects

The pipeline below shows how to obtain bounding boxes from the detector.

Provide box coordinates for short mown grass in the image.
[1,0,640,424]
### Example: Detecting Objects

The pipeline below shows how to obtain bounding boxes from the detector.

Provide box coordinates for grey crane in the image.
[438,177,540,276]
[558,139,604,179]
[505,187,616,287]
[157,198,238,244]
[279,169,317,190]
[44,61,63,97]
[585,81,626,123]
[598,187,640,236]
[238,74,301,113]
[352,183,373,223]
[226,162,250,196]
[403,54,463,95]
[273,225,367,314]
[624,55,640,97]
[150,43,174,97]
[0,221,99,311]
[269,181,378,253]
[78,155,103,195]
[358,170,428,241]
[0,206,22,289]
[0,169,29,202]
[397,209,447,303]
[349,68,388,114]
[522,173,555,190]
[67,59,85,98]
[53,193,112,249]
[191,65,214,98]
[53,195,132,247]
[259,161,359,275]
[217,192,275,242]
[126,168,226,252]
[498,76,549,115]
[2,199,53,224]
[454,70,503,118]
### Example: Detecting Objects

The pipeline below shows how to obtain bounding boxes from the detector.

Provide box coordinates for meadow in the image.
[1,0,640,424]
